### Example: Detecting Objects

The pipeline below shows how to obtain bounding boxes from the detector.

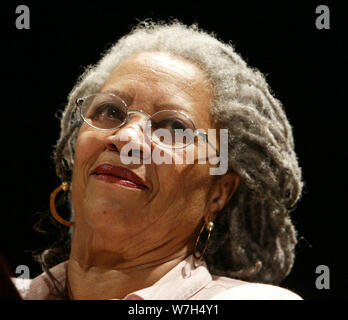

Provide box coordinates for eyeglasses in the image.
[75,92,219,154]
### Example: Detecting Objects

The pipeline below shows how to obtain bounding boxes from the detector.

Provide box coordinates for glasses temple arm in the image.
[196,131,220,157]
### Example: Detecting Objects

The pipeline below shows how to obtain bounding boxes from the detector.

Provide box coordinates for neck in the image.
[67,226,193,300]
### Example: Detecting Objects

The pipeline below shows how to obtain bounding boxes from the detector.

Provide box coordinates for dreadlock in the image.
[51,19,303,285]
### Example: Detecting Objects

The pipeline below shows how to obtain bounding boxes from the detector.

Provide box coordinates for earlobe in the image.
[226,172,239,202]
[217,171,239,208]
[205,172,240,223]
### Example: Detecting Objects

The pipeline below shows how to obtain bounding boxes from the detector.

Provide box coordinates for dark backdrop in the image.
[1,0,347,299]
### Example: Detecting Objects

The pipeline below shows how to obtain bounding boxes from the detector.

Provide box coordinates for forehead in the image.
[102,51,212,101]
[108,51,207,85]
[100,51,214,128]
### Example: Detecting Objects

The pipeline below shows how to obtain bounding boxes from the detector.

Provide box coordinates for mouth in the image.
[92,164,149,190]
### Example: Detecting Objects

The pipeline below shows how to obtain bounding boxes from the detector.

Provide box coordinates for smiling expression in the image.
[71,51,218,253]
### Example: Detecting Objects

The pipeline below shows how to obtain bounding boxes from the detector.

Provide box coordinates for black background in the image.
[1,0,347,300]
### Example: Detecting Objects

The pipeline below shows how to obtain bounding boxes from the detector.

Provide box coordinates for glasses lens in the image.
[80,93,127,129]
[150,110,195,148]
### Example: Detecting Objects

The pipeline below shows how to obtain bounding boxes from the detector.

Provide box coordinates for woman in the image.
[13,20,303,300]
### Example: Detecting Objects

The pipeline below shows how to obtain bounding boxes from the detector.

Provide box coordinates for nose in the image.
[105,111,152,163]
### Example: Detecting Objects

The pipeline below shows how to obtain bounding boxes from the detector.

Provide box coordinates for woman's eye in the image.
[156,119,187,132]
[171,120,186,131]
[105,105,123,119]
[91,104,125,121]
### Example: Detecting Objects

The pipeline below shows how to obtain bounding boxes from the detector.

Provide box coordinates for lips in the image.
[92,164,148,190]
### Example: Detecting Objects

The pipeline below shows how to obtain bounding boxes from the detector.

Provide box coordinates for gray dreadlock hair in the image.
[54,19,303,285]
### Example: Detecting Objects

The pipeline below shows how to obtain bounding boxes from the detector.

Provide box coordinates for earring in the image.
[193,221,214,263]
[49,182,75,227]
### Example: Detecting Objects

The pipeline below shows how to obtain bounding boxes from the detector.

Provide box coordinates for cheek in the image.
[75,131,100,168]
[158,146,212,192]
[155,159,212,221]
[74,125,107,168]
[72,128,105,197]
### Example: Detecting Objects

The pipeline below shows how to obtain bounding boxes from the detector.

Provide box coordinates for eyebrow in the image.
[156,102,190,113]
[101,89,134,106]
[101,88,193,120]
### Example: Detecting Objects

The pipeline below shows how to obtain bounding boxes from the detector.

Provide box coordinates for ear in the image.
[204,171,239,224]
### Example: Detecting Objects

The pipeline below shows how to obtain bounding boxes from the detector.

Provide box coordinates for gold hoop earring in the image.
[193,221,214,263]
[49,182,75,227]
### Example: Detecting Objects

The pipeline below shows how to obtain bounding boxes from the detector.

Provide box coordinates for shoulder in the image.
[210,278,302,300]
[11,278,33,298]
[10,261,68,300]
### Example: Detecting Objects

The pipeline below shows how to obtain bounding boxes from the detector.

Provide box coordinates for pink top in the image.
[12,255,302,300]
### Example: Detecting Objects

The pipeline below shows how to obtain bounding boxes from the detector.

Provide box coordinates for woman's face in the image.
[72,51,221,255]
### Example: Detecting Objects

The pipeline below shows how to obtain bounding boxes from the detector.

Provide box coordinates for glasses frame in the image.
[75,93,220,155]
